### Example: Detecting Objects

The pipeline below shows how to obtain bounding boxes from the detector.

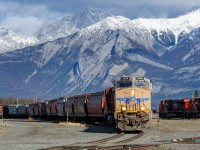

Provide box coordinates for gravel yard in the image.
[1,116,200,150]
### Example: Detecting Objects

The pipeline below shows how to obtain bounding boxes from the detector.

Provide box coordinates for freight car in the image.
[17,105,28,117]
[3,75,152,131]
[8,105,19,117]
[0,104,3,118]
[159,98,200,119]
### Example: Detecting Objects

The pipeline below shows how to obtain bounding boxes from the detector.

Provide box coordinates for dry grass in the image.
[58,122,86,127]
[0,122,13,127]
[161,129,176,133]
[28,116,35,121]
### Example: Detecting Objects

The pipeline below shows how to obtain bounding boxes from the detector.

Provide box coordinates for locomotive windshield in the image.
[134,81,149,87]
[133,76,151,88]
[116,81,132,88]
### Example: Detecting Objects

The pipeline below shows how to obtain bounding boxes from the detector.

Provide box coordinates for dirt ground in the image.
[138,115,200,150]
[1,116,200,150]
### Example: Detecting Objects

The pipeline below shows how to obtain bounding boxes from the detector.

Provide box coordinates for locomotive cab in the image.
[114,76,152,131]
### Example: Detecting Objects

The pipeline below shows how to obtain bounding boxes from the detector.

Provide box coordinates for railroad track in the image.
[86,132,125,144]
[114,131,143,144]
[42,131,144,150]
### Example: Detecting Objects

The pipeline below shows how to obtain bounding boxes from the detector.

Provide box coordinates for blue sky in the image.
[0,0,200,36]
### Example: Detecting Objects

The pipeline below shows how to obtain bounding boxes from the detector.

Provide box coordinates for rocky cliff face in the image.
[1,8,200,105]
[0,27,38,54]
[35,6,112,43]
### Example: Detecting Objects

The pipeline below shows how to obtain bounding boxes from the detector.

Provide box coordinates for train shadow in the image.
[82,124,119,134]
[3,118,60,123]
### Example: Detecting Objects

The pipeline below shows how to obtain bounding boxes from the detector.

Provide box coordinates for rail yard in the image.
[1,76,200,150]
[1,116,200,150]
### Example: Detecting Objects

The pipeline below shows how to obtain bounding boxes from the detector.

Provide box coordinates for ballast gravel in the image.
[1,115,200,150]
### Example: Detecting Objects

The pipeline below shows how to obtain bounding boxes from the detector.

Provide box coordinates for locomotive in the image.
[114,76,152,130]
[3,76,152,131]
[159,97,200,119]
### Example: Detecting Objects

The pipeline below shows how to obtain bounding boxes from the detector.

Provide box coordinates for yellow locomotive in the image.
[114,76,152,131]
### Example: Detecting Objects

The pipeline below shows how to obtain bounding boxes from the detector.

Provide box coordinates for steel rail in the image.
[113,131,143,144]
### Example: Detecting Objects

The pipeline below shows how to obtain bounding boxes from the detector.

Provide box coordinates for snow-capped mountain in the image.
[1,7,200,105]
[0,26,171,99]
[36,6,112,43]
[0,27,38,54]
[132,8,200,44]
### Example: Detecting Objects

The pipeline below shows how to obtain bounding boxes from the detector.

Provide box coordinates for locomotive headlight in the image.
[131,89,135,95]
[122,106,126,111]
[141,106,145,111]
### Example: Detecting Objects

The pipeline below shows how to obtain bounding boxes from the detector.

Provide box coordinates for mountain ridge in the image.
[1,7,200,104]
[0,27,38,54]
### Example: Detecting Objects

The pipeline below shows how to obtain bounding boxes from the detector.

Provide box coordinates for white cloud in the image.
[1,16,43,36]
[1,0,200,36]
[91,0,200,8]
[0,1,67,36]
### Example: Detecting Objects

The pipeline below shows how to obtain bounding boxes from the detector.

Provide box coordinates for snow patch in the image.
[133,68,147,77]
[181,43,200,62]
[109,63,128,76]
[127,54,173,70]
[25,69,37,84]
[176,66,200,74]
